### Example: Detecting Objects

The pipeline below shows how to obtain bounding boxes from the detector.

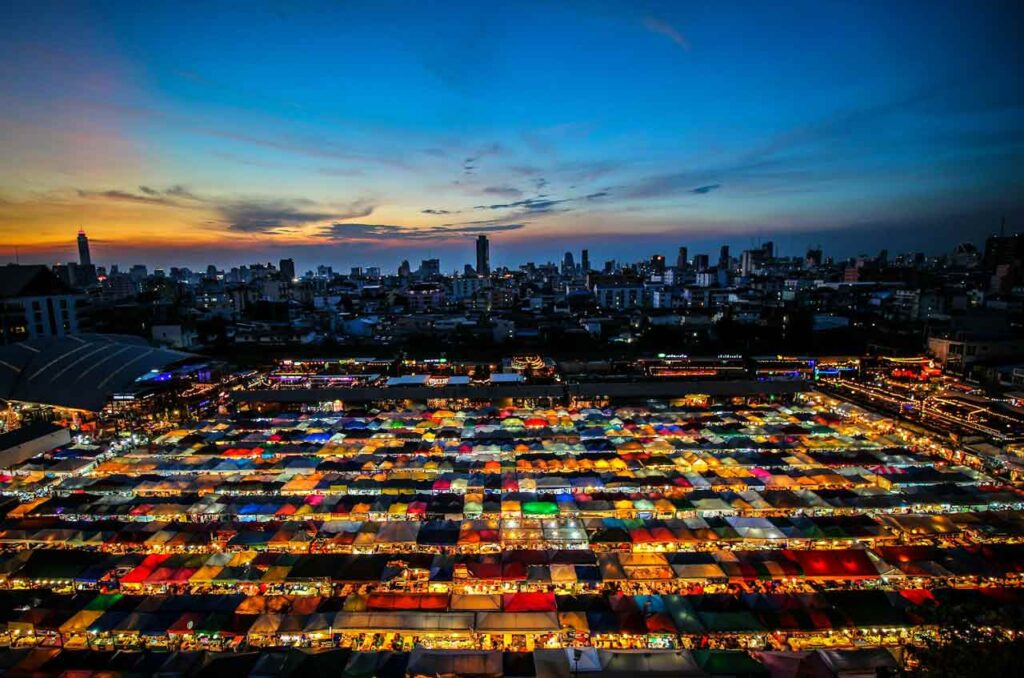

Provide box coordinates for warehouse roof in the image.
[0,334,194,411]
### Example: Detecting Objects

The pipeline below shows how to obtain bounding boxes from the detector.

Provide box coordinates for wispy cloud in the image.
[319,221,525,241]
[474,190,609,212]
[462,143,502,175]
[76,189,176,206]
[643,17,690,51]
[475,197,569,212]
[74,185,375,234]
[690,184,721,194]
[481,185,523,198]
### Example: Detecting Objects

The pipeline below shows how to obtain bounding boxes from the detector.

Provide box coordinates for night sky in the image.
[1,0,1021,271]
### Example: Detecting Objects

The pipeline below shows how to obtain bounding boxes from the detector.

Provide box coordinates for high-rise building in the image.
[984,233,1024,271]
[676,247,688,270]
[562,252,575,276]
[419,258,441,277]
[279,258,296,281]
[650,254,666,274]
[761,241,774,259]
[581,249,590,272]
[693,254,710,271]
[740,250,756,276]
[718,245,730,270]
[805,248,823,268]
[398,260,411,277]
[475,235,490,276]
[77,229,92,267]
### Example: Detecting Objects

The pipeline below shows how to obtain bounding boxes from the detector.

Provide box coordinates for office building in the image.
[77,229,92,267]
[475,235,490,276]
[676,247,688,270]
[562,252,575,277]
[419,259,441,277]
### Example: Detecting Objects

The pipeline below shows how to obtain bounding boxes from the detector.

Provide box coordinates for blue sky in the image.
[1,0,1021,271]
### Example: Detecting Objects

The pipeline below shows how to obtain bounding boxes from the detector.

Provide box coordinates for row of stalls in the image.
[0,585,1012,653]
[3,509,1023,558]
[0,645,903,677]
[16,483,1022,523]
[81,406,968,483]
[5,543,1024,595]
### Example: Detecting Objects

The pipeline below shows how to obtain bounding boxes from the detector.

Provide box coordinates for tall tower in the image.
[475,235,490,276]
[676,246,688,270]
[77,229,92,267]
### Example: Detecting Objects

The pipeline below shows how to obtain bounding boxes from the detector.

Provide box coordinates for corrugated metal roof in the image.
[0,334,194,411]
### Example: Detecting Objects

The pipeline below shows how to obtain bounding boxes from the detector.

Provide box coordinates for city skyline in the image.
[2,1,1022,270]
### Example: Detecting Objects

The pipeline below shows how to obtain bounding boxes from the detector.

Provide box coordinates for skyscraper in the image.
[581,249,590,272]
[718,245,730,270]
[419,258,441,277]
[562,252,575,276]
[475,235,490,276]
[77,229,92,267]
[676,246,688,270]
[279,258,296,281]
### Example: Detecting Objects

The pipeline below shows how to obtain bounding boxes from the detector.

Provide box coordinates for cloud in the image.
[319,221,525,241]
[509,165,544,178]
[76,189,176,206]
[422,208,456,215]
[643,17,691,51]
[77,185,204,206]
[463,143,502,174]
[474,190,610,212]
[221,198,374,233]
[164,185,201,200]
[690,184,721,194]
[74,184,375,234]
[475,197,569,212]
[481,185,523,198]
